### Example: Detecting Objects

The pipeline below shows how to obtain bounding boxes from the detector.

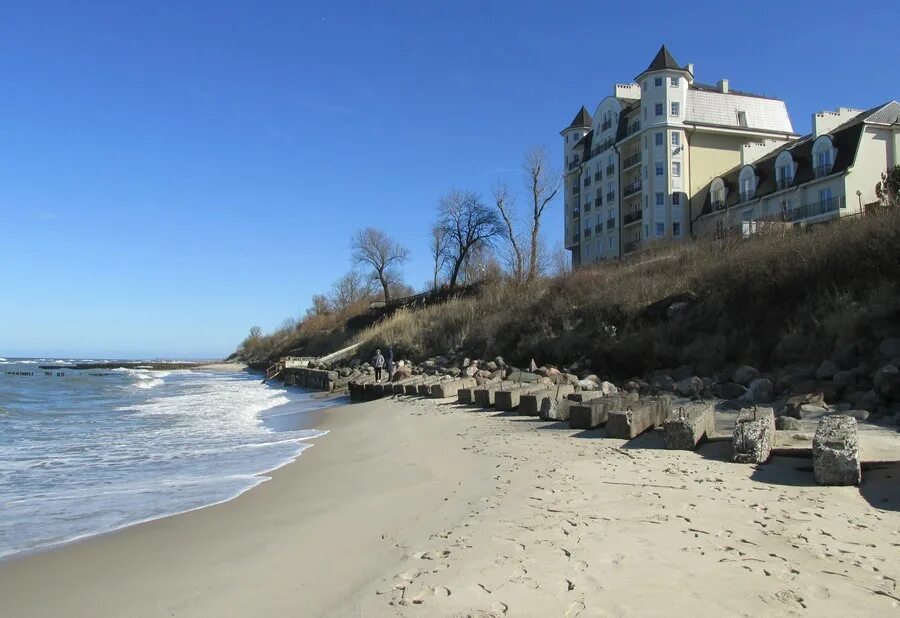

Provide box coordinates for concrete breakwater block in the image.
[540,396,571,421]
[520,385,576,416]
[732,407,775,464]
[392,376,422,395]
[813,415,861,486]
[431,377,477,399]
[495,384,547,411]
[663,403,715,450]
[417,377,445,396]
[606,396,670,439]
[474,382,517,408]
[569,395,625,430]
[349,378,375,401]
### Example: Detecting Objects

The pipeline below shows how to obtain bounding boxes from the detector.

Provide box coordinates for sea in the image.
[0,358,333,560]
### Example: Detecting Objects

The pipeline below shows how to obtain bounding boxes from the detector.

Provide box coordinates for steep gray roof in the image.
[567,106,592,129]
[645,45,680,73]
[685,89,795,134]
[864,100,900,125]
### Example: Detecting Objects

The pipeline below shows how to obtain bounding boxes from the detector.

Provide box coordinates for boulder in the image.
[816,360,838,381]
[776,416,801,430]
[832,342,860,370]
[879,338,900,359]
[674,376,703,398]
[813,415,861,486]
[845,409,870,421]
[464,364,479,378]
[857,389,885,412]
[832,369,857,392]
[671,365,694,381]
[742,378,775,403]
[874,365,900,400]
[577,379,598,391]
[494,356,505,367]
[599,381,619,396]
[582,374,601,384]
[732,407,775,464]
[506,370,541,384]
[733,365,760,386]
[651,374,674,393]
[714,382,747,400]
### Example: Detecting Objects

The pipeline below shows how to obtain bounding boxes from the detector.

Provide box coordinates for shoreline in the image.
[2,395,899,616]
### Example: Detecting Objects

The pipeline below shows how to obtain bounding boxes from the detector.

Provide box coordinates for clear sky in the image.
[1,1,896,359]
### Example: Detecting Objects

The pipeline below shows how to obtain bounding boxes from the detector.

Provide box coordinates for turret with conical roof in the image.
[635,45,693,81]
[568,106,592,130]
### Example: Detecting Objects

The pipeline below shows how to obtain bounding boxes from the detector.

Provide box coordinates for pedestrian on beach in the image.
[386,347,394,382]
[372,348,385,382]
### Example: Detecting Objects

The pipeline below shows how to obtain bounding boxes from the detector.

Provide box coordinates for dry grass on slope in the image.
[359,209,900,378]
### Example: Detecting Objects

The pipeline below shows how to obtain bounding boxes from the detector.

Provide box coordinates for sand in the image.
[2,396,899,616]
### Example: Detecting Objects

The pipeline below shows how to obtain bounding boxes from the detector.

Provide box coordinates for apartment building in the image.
[694,101,900,236]
[562,46,797,267]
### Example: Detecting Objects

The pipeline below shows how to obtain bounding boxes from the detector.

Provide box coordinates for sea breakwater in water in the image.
[0,359,334,560]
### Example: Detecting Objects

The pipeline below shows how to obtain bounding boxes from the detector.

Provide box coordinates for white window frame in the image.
[672,162,681,177]
[655,222,665,237]
[670,102,680,117]
[671,132,680,146]
[670,76,678,87]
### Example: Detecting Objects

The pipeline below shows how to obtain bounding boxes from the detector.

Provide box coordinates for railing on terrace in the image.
[568,159,580,171]
[776,177,793,191]
[739,191,754,203]
[623,210,643,225]
[712,199,726,211]
[607,218,616,230]
[624,121,641,137]
[623,152,641,168]
[623,180,642,197]
[785,196,846,221]
[601,119,612,131]
[591,138,615,157]
[814,164,831,179]
[624,240,639,254]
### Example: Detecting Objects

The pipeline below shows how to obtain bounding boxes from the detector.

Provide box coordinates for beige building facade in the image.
[562,46,798,267]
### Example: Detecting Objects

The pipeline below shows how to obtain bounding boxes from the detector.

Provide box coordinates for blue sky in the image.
[1,1,896,359]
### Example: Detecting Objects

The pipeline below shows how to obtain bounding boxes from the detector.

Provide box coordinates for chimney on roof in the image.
[717,79,729,94]
[812,107,863,137]
[686,63,694,75]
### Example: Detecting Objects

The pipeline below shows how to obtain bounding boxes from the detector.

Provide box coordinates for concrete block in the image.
[569,395,624,430]
[521,385,575,416]
[474,381,514,408]
[813,415,861,485]
[732,407,776,464]
[431,377,477,399]
[663,403,715,450]
[606,397,665,439]
[495,384,544,411]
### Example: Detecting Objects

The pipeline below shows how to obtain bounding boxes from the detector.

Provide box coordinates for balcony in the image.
[601,119,612,131]
[607,218,616,230]
[622,152,642,169]
[624,121,641,137]
[591,138,615,158]
[572,208,580,218]
[584,228,592,238]
[739,191,754,203]
[568,159,580,171]
[814,164,831,179]
[594,224,603,234]
[623,210,643,225]
[594,197,602,207]
[785,196,846,222]
[606,164,615,175]
[623,180,642,197]
[776,176,793,191]
[712,199,726,211]
[573,186,580,196]
[624,240,640,254]
[584,201,591,212]
[606,191,615,203]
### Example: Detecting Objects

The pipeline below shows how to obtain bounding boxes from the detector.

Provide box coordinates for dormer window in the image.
[737,111,747,127]
[711,178,726,209]
[813,136,835,178]
[775,151,794,190]
[738,166,756,202]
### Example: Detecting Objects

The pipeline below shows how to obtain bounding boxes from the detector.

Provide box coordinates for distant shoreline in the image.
[33,360,250,372]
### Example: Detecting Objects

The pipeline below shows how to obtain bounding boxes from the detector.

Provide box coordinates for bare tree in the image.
[329,270,374,311]
[429,224,448,290]
[493,182,525,282]
[549,243,572,277]
[436,190,505,290]
[306,294,331,317]
[524,146,561,282]
[350,227,410,303]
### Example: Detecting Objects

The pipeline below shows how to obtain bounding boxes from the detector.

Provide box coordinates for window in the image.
[737,111,747,127]
[608,236,614,249]
[672,162,681,177]
[670,76,679,87]
[656,192,664,206]
[670,102,680,117]
[671,132,680,146]
[672,193,681,206]
[655,103,663,117]
[819,187,833,204]
[654,77,662,87]
[655,132,663,146]
[656,223,665,236]
[655,162,664,176]
[673,221,681,236]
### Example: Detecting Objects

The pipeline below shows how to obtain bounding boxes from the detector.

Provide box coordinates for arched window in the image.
[738,166,756,202]
[775,151,795,190]
[812,136,835,178]
[711,178,726,209]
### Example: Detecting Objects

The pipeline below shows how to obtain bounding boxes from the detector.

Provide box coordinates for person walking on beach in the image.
[372,349,385,382]
[386,347,394,382]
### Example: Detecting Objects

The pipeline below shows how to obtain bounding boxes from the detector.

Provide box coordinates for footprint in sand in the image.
[565,600,586,616]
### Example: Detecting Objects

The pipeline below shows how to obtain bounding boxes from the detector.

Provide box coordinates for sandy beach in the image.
[2,395,899,616]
